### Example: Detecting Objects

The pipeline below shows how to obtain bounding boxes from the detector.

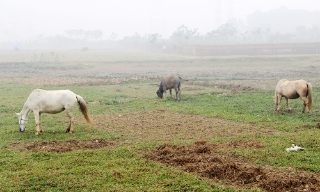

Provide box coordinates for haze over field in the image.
[1,0,320,49]
[1,2,320,191]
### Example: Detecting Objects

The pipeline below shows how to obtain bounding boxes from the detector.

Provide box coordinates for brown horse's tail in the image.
[307,82,313,111]
[76,95,93,124]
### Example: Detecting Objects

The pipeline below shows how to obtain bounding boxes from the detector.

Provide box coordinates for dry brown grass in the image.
[90,110,279,145]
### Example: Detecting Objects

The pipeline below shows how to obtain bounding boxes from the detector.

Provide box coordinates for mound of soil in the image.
[11,139,114,153]
[145,141,320,192]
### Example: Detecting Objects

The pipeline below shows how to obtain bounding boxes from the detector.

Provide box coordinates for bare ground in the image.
[2,56,320,90]
[10,139,114,153]
[92,110,278,144]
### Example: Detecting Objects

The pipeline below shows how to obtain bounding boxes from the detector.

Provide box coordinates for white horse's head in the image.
[16,113,28,132]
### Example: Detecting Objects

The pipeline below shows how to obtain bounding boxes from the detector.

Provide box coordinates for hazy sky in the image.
[1,0,320,41]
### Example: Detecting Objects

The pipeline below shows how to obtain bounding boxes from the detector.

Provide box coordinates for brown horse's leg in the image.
[301,96,308,113]
[66,110,74,133]
[169,89,172,97]
[275,94,281,111]
[284,98,292,111]
[34,111,42,135]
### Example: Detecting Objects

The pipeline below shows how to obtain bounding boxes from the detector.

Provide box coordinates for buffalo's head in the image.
[156,90,163,98]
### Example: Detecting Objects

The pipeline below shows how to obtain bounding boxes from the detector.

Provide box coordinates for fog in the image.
[1,0,320,50]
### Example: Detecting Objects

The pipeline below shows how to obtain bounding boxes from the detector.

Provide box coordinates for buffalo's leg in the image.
[163,90,167,100]
[177,85,181,101]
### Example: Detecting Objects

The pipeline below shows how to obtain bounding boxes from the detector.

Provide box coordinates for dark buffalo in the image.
[156,74,184,101]
[81,47,89,52]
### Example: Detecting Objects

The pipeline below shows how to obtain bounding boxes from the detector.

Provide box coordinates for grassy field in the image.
[0,50,320,191]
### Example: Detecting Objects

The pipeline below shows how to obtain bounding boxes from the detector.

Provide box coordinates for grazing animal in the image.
[81,47,89,52]
[156,74,184,101]
[274,79,312,113]
[16,89,93,135]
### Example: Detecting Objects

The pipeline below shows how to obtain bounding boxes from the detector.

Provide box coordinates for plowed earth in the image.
[145,141,320,192]
[11,139,114,153]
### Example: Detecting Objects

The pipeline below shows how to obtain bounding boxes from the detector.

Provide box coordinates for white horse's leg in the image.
[66,109,74,133]
[34,111,41,135]
[39,113,43,133]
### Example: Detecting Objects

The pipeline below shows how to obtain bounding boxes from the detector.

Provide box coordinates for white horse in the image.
[16,89,93,135]
[275,79,313,113]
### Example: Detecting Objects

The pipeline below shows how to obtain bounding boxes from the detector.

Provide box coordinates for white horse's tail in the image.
[307,82,313,111]
[76,95,93,124]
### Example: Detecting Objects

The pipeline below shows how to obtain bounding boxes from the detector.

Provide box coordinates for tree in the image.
[170,25,198,42]
[84,30,103,40]
[148,33,162,44]
[110,32,118,40]
[64,29,103,40]
[206,23,237,39]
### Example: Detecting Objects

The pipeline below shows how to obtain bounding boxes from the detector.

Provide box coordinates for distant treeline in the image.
[173,43,320,56]
[1,7,320,51]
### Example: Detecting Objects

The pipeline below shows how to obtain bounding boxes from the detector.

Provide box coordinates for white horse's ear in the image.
[15,113,20,116]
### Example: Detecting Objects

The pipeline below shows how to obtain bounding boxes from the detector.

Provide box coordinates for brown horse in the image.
[274,79,312,113]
